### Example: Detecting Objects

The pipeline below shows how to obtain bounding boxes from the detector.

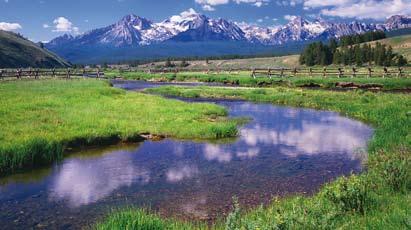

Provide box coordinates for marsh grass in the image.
[0,79,238,174]
[94,209,210,230]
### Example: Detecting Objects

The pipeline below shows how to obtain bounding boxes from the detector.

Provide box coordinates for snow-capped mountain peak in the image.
[47,12,411,49]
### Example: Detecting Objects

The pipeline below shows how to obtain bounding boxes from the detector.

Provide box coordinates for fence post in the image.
[368,67,372,78]
[323,67,327,78]
[397,67,403,78]
[338,68,343,78]
[251,68,256,79]
[66,68,70,79]
[352,67,356,78]
[267,68,271,79]
[97,68,100,79]
[17,69,22,79]
[293,68,297,77]
[383,67,388,78]
[35,68,39,79]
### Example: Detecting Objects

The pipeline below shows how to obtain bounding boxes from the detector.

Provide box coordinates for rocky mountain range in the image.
[45,9,411,63]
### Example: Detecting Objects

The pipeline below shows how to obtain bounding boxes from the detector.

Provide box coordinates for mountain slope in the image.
[0,30,69,68]
[366,34,411,60]
[45,11,411,64]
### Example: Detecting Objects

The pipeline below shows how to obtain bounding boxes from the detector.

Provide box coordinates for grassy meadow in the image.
[105,69,411,90]
[95,85,411,229]
[0,79,238,175]
[137,55,301,70]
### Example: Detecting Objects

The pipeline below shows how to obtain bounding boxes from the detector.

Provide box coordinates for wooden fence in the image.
[0,68,105,80]
[250,67,411,79]
[141,66,411,78]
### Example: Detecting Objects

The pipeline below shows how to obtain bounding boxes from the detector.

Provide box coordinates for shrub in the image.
[368,148,411,193]
[321,175,370,214]
[225,197,242,230]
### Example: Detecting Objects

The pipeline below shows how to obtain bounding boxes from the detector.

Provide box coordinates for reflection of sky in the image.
[166,165,199,183]
[48,150,150,207]
[45,101,372,207]
[0,98,373,224]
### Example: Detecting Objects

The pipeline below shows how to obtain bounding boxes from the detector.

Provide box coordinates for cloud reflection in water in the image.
[49,150,150,207]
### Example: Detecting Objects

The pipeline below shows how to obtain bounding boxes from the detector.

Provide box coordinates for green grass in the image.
[94,209,212,230]
[0,79,238,175]
[104,85,411,229]
[137,55,301,70]
[105,70,411,90]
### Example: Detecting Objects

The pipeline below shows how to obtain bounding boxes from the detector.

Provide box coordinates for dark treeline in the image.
[339,30,386,46]
[300,31,408,66]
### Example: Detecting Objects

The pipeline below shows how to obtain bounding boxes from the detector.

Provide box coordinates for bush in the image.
[321,175,370,214]
[225,197,242,230]
[369,148,411,193]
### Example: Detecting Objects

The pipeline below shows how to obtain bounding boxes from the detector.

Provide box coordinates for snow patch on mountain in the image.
[47,12,411,48]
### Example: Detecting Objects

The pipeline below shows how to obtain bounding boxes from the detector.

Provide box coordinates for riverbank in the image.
[96,85,410,229]
[105,70,411,91]
[0,80,237,175]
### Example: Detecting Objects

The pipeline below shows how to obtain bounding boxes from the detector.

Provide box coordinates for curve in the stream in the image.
[0,81,373,229]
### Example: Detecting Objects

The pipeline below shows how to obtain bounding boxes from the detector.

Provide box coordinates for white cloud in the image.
[303,0,352,8]
[0,22,22,31]
[195,0,229,5]
[202,4,216,11]
[42,23,49,28]
[304,0,411,20]
[234,0,270,7]
[195,0,269,10]
[284,14,297,20]
[52,17,80,34]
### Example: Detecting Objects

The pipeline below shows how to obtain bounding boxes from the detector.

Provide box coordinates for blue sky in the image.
[1,0,410,42]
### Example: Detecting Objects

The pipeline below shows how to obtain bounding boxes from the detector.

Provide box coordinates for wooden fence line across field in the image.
[0,68,106,80]
[250,67,411,79]
[142,67,411,78]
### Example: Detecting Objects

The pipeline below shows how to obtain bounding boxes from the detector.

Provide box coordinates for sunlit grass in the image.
[0,79,237,174]
[105,70,411,90]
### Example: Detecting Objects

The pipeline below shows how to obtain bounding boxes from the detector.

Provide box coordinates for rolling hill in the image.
[0,30,69,68]
[367,34,411,60]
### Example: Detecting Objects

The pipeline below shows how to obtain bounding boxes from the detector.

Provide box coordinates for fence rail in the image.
[0,68,105,80]
[250,67,411,78]
[140,66,411,78]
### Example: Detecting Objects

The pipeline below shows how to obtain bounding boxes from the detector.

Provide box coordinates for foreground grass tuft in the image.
[94,209,208,230]
[0,79,237,175]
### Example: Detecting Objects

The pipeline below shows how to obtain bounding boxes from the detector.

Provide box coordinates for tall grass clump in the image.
[0,79,237,175]
[94,209,207,230]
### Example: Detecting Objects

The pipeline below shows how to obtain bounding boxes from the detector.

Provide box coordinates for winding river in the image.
[0,81,373,229]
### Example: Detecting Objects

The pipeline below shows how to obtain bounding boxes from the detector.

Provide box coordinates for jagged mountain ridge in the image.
[47,9,411,49]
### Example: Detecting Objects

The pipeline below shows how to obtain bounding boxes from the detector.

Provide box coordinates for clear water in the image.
[0,81,373,229]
